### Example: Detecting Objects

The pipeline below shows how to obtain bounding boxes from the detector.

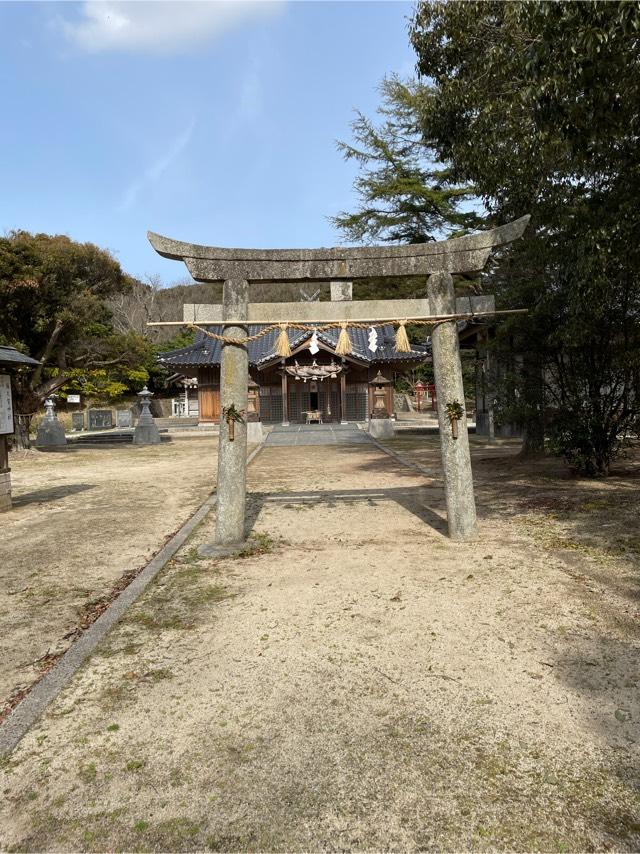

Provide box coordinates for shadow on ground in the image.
[11,483,94,507]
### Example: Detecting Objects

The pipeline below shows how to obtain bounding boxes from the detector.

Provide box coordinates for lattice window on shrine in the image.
[259,386,283,424]
[288,387,310,423]
[318,388,339,422]
[346,383,368,422]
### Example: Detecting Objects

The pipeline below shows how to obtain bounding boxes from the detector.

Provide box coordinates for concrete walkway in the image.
[264,422,371,446]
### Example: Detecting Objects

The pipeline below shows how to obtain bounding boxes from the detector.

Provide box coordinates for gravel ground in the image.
[0,435,219,720]
[1,436,639,852]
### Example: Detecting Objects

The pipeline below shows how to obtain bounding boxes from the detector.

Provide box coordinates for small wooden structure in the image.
[0,347,40,511]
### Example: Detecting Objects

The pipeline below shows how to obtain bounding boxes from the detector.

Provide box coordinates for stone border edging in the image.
[366,433,437,479]
[0,441,265,759]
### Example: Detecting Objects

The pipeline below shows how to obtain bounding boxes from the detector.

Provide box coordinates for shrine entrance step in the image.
[264,423,372,447]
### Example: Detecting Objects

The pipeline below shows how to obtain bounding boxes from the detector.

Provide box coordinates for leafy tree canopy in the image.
[406,0,640,474]
[411,1,640,223]
[0,231,155,431]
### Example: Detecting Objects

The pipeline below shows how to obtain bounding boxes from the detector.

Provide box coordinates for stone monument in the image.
[133,387,161,445]
[35,398,67,449]
[87,409,113,431]
[116,408,133,428]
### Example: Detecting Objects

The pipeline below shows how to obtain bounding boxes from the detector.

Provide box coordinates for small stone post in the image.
[215,279,249,545]
[133,386,161,445]
[427,272,477,540]
[35,397,67,449]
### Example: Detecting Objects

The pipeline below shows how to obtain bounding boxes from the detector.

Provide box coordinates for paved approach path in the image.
[264,422,372,446]
[1,439,639,852]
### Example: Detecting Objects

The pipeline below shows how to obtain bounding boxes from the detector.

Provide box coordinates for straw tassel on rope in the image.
[275,323,292,357]
[394,320,411,353]
[335,322,353,356]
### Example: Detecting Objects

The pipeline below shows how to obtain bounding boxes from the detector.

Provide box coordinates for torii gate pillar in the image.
[428,272,476,540]
[147,215,529,544]
[215,279,249,544]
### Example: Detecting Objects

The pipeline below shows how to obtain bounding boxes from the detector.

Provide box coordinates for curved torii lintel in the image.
[147,215,529,283]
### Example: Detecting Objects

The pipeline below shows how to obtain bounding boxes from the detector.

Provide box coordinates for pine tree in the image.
[331,76,481,245]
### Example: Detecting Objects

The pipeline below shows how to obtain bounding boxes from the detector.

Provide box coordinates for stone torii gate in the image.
[148,215,529,545]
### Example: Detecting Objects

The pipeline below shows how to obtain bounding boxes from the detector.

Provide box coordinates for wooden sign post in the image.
[0,374,14,512]
[148,216,529,543]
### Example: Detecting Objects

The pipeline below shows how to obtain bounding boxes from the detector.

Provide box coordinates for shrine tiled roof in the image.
[0,346,40,368]
[157,324,429,370]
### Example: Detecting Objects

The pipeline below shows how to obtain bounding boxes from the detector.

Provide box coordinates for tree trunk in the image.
[519,416,545,458]
[13,414,32,450]
[518,350,546,459]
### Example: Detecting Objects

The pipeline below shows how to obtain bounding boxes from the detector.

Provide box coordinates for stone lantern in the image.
[246,376,263,443]
[133,386,161,445]
[35,396,67,449]
[246,377,260,422]
[370,371,392,418]
[368,371,394,439]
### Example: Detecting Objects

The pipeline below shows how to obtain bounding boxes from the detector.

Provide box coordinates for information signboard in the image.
[67,394,81,404]
[0,374,14,435]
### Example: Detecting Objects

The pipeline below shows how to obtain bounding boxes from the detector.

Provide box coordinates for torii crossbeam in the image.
[147,216,529,544]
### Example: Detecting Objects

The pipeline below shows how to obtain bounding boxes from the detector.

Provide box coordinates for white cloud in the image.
[62,1,284,55]
[118,120,196,211]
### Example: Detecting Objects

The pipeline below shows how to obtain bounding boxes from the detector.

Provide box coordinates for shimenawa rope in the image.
[186,313,487,355]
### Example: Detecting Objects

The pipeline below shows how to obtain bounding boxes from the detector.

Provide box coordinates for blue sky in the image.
[1,1,416,284]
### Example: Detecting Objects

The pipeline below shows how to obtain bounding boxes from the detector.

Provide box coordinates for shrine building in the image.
[158,322,427,425]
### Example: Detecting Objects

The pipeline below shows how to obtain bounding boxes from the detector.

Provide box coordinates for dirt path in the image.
[1,438,639,851]
[0,435,219,719]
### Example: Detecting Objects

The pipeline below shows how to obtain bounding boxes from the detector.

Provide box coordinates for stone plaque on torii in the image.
[147,216,529,544]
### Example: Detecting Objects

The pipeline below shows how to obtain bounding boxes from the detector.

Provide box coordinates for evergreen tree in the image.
[410,0,640,473]
[332,75,481,245]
